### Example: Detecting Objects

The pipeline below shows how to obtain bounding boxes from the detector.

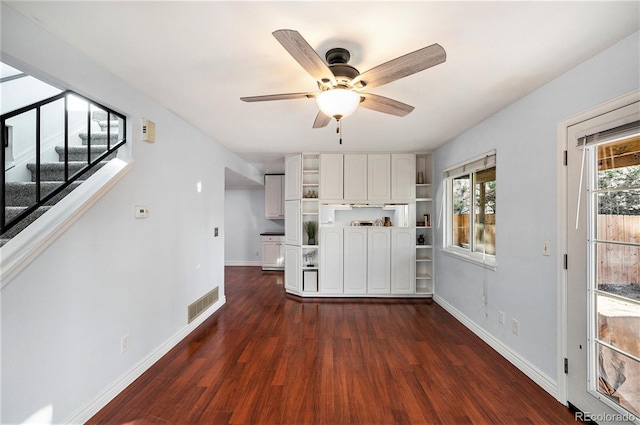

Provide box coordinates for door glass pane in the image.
[593,135,640,417]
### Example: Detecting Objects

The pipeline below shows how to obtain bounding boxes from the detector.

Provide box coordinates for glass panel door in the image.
[591,135,640,418]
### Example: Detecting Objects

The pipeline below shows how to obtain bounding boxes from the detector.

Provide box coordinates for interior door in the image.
[567,101,640,424]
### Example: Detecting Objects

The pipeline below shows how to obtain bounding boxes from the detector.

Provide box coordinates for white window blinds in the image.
[444,151,496,179]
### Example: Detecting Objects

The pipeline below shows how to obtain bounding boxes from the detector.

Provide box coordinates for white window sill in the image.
[442,247,497,271]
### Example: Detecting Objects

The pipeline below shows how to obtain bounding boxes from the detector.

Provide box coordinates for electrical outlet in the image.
[121,334,130,353]
[512,319,520,335]
[542,240,551,256]
[498,311,505,325]
[255,251,259,257]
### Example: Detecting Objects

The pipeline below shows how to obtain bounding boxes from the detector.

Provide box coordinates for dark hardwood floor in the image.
[88,266,577,424]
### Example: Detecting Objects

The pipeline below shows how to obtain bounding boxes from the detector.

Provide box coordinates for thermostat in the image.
[141,118,156,143]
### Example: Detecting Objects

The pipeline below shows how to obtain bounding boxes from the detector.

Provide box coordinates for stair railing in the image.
[1,90,127,237]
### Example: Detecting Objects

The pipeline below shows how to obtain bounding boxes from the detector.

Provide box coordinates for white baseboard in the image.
[225,261,261,266]
[433,294,559,398]
[65,296,226,424]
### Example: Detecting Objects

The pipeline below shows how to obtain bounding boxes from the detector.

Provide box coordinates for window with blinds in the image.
[444,151,496,265]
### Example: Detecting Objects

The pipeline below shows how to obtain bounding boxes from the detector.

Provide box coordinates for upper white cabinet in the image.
[391,154,416,200]
[264,174,284,219]
[368,154,391,201]
[319,154,344,199]
[343,154,368,201]
[285,154,302,200]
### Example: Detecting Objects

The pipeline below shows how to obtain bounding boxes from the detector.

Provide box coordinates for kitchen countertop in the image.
[260,232,285,236]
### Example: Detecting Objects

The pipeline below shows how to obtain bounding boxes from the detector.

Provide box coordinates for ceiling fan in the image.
[241,29,446,135]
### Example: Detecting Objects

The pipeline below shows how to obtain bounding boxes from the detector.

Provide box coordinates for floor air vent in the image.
[188,286,219,324]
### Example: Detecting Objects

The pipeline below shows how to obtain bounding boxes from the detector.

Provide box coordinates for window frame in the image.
[443,151,497,269]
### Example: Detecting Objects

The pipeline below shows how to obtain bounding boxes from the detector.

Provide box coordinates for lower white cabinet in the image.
[344,227,367,294]
[319,227,343,294]
[367,228,391,294]
[284,245,301,292]
[262,235,284,270]
[391,228,416,293]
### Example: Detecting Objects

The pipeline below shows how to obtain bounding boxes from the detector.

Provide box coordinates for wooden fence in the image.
[452,214,639,284]
[453,214,495,255]
[597,215,640,285]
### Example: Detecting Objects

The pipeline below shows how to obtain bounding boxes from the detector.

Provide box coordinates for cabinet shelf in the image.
[416,198,432,202]
[416,258,432,262]
[416,273,432,279]
[415,226,432,229]
[416,245,433,249]
[415,286,433,294]
[416,183,432,187]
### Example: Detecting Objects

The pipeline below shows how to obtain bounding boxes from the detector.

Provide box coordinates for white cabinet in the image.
[391,228,415,293]
[320,227,343,293]
[284,200,301,245]
[367,227,391,294]
[319,154,343,199]
[264,174,284,219]
[343,227,367,294]
[284,245,301,292]
[285,154,301,200]
[368,154,391,201]
[262,235,284,270]
[392,154,416,200]
[344,154,368,201]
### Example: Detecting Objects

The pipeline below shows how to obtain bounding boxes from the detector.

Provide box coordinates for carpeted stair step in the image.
[26,161,108,182]
[96,119,120,132]
[4,181,83,207]
[79,132,120,145]
[1,205,51,240]
[55,145,116,162]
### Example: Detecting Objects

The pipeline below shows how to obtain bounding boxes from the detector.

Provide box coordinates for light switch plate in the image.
[135,205,149,218]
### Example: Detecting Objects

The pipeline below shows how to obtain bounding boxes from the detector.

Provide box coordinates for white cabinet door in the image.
[391,228,415,294]
[391,154,416,200]
[284,154,301,200]
[319,154,343,199]
[284,245,301,292]
[367,227,391,293]
[344,227,367,294]
[262,242,281,269]
[320,227,343,294]
[367,154,391,201]
[284,200,301,245]
[264,174,284,219]
[343,154,367,201]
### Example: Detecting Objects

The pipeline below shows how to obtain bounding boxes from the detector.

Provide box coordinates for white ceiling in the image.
[7,1,640,173]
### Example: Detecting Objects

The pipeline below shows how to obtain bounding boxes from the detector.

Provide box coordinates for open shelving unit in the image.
[301,153,319,292]
[415,153,434,296]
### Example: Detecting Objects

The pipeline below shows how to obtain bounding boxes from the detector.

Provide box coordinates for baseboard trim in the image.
[433,294,559,398]
[65,295,226,424]
[225,261,261,266]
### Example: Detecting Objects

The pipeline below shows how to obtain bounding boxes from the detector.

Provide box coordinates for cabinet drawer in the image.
[262,235,284,242]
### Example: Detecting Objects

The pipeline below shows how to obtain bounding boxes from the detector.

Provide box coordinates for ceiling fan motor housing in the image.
[321,48,361,88]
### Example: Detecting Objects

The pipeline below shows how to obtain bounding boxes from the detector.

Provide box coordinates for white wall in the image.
[0,4,262,424]
[433,31,639,396]
[224,188,285,266]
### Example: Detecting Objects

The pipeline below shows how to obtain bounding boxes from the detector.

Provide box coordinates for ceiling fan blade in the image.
[313,111,331,128]
[359,93,414,117]
[241,93,315,102]
[352,43,446,89]
[272,29,336,87]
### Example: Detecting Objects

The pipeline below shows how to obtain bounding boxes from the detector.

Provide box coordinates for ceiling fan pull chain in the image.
[337,119,343,144]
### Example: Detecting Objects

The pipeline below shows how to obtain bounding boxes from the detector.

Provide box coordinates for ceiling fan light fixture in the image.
[316,88,360,120]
